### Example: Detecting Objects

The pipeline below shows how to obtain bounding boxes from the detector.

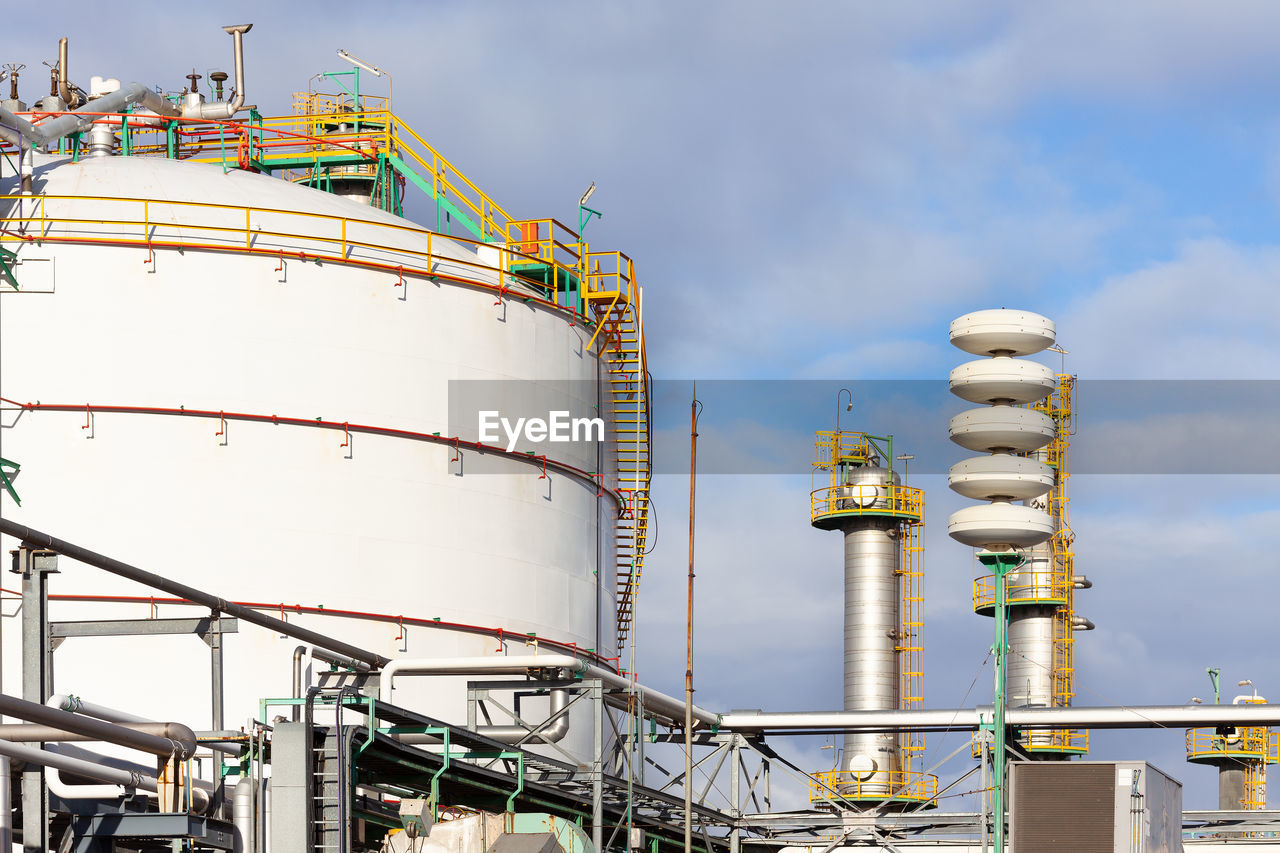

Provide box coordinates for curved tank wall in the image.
[0,154,618,758]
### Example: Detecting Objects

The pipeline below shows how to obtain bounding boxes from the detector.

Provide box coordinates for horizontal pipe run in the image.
[0,518,390,668]
[48,694,242,756]
[50,743,217,795]
[49,694,150,724]
[397,686,572,745]
[0,692,188,758]
[718,704,1280,734]
[379,655,719,729]
[0,723,194,754]
[0,739,157,792]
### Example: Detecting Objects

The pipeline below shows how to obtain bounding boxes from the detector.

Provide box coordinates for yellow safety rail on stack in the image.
[1187,701,1279,811]
[808,769,938,805]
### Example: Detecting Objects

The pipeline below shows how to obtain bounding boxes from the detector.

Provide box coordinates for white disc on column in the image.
[949,407,1055,453]
[950,309,1056,357]
[948,502,1054,549]
[950,357,1056,405]
[948,455,1055,501]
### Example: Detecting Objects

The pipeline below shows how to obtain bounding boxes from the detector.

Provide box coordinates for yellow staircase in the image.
[584,254,650,650]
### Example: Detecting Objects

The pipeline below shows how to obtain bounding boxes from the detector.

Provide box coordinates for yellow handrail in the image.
[0,194,599,315]
[808,769,937,804]
[973,567,1072,610]
[1187,726,1279,761]
[810,483,924,523]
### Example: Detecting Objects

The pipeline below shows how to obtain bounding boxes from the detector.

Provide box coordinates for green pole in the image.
[980,551,1016,852]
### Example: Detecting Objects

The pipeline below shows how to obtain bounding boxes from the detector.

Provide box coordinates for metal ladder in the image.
[305,687,359,853]
[602,301,650,649]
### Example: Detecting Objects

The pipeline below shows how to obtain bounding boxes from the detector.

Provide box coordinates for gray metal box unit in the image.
[1010,760,1182,853]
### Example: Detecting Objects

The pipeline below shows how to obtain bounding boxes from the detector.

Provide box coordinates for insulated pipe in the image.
[719,703,1280,733]
[291,645,372,721]
[0,107,40,145]
[233,777,255,853]
[49,694,149,724]
[0,756,9,853]
[397,684,571,745]
[24,82,179,144]
[47,766,210,812]
[0,692,189,758]
[379,655,719,728]
[185,25,252,120]
[0,519,389,668]
[0,722,196,755]
[48,695,243,757]
[0,739,157,792]
[56,39,79,108]
[0,81,178,159]
[47,767,152,802]
[50,743,216,794]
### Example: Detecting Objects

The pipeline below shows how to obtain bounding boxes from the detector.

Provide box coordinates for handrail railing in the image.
[810,483,923,523]
[973,568,1073,610]
[808,769,938,804]
[813,430,876,469]
[0,193,588,313]
[1187,726,1279,761]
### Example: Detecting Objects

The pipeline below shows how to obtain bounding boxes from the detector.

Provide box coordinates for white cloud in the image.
[1061,239,1280,378]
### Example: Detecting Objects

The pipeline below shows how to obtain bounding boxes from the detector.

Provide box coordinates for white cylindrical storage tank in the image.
[0,154,622,758]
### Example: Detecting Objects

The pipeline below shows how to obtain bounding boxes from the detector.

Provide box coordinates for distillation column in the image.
[809,431,934,807]
[843,478,902,784]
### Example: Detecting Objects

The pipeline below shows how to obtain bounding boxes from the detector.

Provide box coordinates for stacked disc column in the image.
[946,309,1057,554]
[946,309,1060,741]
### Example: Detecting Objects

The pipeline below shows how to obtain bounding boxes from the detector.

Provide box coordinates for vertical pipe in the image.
[637,695,646,787]
[592,681,603,853]
[684,396,699,853]
[233,777,256,853]
[979,736,989,852]
[992,556,1011,853]
[291,646,307,722]
[728,737,740,853]
[0,756,10,853]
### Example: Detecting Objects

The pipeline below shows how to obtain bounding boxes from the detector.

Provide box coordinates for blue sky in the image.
[12,0,1280,811]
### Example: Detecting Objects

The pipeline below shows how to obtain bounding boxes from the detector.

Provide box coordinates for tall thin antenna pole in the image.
[684,390,700,853]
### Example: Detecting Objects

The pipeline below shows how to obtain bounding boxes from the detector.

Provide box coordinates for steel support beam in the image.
[49,616,239,640]
[0,519,387,668]
[13,547,56,853]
